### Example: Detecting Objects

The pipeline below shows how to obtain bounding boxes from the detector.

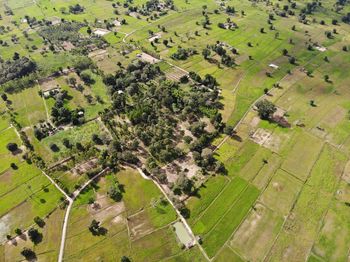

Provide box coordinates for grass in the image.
[229,204,284,261]
[237,146,273,181]
[306,144,347,195]
[117,169,164,214]
[1,0,350,260]
[186,175,228,224]
[252,153,281,190]
[0,127,22,173]
[192,176,248,235]
[311,201,350,262]
[9,85,47,127]
[216,140,260,177]
[41,120,107,162]
[65,168,181,261]
[281,132,324,181]
[260,169,303,216]
[266,143,347,261]
[2,207,65,261]
[202,184,260,258]
[213,246,244,262]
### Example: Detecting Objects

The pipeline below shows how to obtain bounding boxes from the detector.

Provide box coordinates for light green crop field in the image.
[9,85,47,127]
[64,168,179,261]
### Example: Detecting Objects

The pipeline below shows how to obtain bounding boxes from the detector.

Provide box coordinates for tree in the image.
[89,219,107,236]
[1,93,7,101]
[13,52,20,60]
[10,163,17,169]
[92,134,103,145]
[6,143,18,153]
[49,143,59,152]
[255,99,276,119]
[34,216,45,227]
[80,71,94,85]
[62,138,71,148]
[289,56,296,64]
[163,39,169,46]
[202,48,211,59]
[174,174,194,195]
[21,248,36,260]
[324,75,330,82]
[223,125,235,136]
[121,256,131,262]
[15,228,22,235]
[28,228,42,244]
[108,183,123,202]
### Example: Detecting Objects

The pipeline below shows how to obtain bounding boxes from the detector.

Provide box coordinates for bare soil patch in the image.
[251,128,272,146]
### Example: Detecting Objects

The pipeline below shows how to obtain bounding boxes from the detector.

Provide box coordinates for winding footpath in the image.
[58,168,109,262]
[135,168,211,261]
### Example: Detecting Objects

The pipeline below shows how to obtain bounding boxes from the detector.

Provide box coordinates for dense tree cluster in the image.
[0,56,37,85]
[39,21,107,54]
[50,90,85,126]
[100,60,223,176]
[39,22,83,44]
[69,4,85,14]
[204,43,236,67]
[171,48,198,60]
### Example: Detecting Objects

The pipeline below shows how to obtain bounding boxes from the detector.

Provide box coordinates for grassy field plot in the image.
[64,168,180,261]
[311,201,350,262]
[0,127,22,173]
[216,140,259,177]
[192,177,248,235]
[40,119,108,162]
[306,144,347,194]
[237,146,273,182]
[260,169,302,216]
[213,246,243,262]
[186,175,228,225]
[229,203,283,262]
[252,153,281,190]
[267,144,347,261]
[202,184,260,258]
[281,132,323,181]
[1,207,65,261]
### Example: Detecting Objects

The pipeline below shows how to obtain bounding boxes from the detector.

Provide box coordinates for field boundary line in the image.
[305,149,349,261]
[225,242,246,261]
[130,220,176,242]
[202,182,250,239]
[133,168,211,261]
[64,228,128,260]
[58,168,109,262]
[212,156,283,261]
[279,167,309,184]
[263,142,326,261]
[189,176,232,225]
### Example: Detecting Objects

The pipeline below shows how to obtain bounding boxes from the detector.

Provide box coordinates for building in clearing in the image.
[148,33,162,42]
[93,28,110,37]
[269,63,279,69]
[173,221,195,249]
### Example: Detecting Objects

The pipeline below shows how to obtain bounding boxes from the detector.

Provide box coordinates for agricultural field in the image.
[1,0,350,260]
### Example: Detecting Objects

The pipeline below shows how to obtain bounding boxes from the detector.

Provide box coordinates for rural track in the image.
[134,168,211,261]
[58,168,109,262]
